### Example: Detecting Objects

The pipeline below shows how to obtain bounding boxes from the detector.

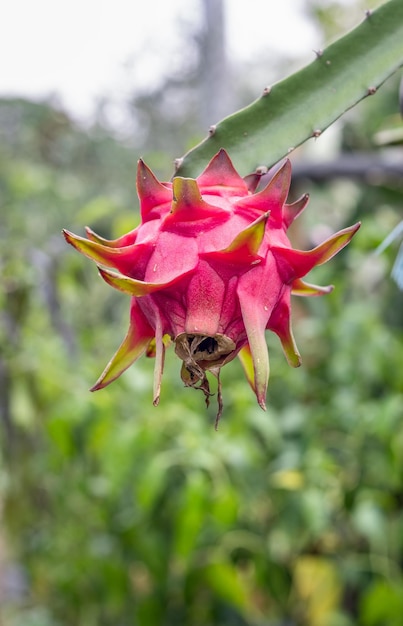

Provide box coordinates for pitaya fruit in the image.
[63,149,359,425]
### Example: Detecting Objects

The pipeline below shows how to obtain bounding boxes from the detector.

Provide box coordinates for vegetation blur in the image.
[1,1,402,624]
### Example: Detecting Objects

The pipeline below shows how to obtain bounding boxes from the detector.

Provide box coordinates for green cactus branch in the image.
[175,0,403,178]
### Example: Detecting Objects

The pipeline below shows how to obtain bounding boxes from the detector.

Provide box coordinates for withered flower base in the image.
[63,149,360,425]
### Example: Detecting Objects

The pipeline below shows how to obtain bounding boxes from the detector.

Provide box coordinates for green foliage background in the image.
[1,25,403,626]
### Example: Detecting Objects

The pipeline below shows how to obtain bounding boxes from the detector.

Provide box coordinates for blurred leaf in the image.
[360,580,403,626]
[173,471,208,560]
[293,556,341,626]
[201,561,251,612]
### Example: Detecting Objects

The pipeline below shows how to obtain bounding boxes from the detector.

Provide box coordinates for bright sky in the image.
[1,0,320,121]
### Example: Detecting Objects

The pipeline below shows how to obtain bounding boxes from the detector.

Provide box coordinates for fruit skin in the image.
[63,149,360,425]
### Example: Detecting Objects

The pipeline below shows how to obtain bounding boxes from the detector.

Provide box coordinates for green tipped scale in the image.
[201,212,269,267]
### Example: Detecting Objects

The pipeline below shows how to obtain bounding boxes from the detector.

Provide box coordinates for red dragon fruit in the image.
[63,149,359,425]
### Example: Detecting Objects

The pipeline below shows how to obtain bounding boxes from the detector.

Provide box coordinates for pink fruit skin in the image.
[63,149,360,425]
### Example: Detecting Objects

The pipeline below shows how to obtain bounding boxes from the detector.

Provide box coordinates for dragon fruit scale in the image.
[63,149,360,425]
